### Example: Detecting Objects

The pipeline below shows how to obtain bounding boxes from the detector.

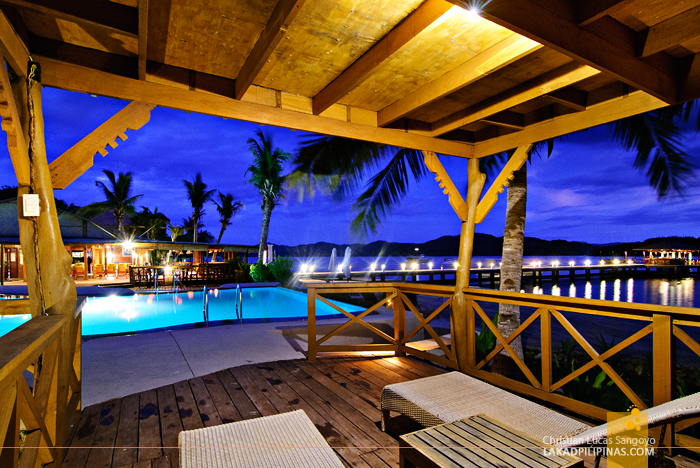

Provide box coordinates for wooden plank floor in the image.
[61,355,697,468]
[61,355,442,468]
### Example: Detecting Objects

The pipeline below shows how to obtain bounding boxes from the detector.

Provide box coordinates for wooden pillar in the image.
[394,287,405,356]
[452,159,486,372]
[10,67,77,464]
[1,244,4,286]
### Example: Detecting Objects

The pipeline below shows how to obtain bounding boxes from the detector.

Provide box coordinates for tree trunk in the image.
[493,164,527,375]
[217,224,225,244]
[258,201,272,262]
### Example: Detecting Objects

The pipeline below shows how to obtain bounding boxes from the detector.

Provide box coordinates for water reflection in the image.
[600,280,606,301]
[569,284,576,297]
[585,282,592,299]
[627,278,634,302]
[552,285,560,296]
[613,279,621,302]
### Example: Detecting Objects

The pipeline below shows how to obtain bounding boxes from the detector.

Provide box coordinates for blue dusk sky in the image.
[1,87,699,247]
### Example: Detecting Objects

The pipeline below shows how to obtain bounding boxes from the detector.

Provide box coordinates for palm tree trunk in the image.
[493,164,527,375]
[258,202,272,262]
[217,224,226,244]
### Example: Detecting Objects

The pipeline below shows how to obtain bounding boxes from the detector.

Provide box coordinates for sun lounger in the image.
[382,371,700,453]
[381,371,591,441]
[178,410,344,468]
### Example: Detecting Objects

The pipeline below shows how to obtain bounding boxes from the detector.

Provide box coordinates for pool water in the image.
[0,314,31,337]
[81,287,363,337]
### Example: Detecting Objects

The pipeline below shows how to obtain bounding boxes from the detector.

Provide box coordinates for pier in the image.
[296,262,700,285]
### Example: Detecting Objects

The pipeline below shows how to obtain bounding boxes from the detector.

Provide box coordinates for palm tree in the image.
[78,170,143,236]
[166,222,183,263]
[246,129,290,261]
[182,173,215,244]
[131,207,169,240]
[214,192,244,244]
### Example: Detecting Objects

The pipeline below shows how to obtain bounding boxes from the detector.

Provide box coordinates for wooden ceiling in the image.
[1,0,700,159]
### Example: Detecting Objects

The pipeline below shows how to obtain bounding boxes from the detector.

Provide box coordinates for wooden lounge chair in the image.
[178,410,344,468]
[106,264,117,278]
[382,372,700,464]
[93,264,105,279]
[117,263,128,278]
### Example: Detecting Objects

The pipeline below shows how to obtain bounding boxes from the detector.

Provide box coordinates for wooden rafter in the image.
[431,62,599,136]
[235,0,309,100]
[49,101,156,189]
[467,0,678,104]
[479,110,524,129]
[546,87,587,111]
[575,0,629,26]
[312,0,455,116]
[0,10,28,77]
[138,0,148,80]
[0,0,138,38]
[473,90,666,157]
[39,58,475,158]
[638,5,700,58]
[377,34,541,127]
[423,151,467,221]
[0,54,28,185]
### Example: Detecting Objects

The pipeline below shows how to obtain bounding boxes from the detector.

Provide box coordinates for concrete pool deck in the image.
[81,307,416,407]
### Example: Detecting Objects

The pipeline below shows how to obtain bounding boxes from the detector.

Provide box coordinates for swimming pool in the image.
[0,314,31,337]
[81,287,363,337]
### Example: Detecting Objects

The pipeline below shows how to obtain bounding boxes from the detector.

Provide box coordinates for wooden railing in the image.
[0,301,81,467]
[306,282,700,450]
[128,263,242,287]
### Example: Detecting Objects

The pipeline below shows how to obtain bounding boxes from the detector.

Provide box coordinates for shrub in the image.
[250,261,274,282]
[269,257,295,285]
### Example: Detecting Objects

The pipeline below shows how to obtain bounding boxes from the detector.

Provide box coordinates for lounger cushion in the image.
[381,371,590,442]
[179,410,344,468]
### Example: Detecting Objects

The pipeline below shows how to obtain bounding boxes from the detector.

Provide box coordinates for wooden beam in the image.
[0,10,28,77]
[424,151,467,221]
[138,0,148,80]
[576,0,630,26]
[473,90,667,157]
[49,101,155,189]
[468,0,677,104]
[38,58,475,158]
[235,0,308,100]
[679,52,700,102]
[0,0,138,38]
[638,5,700,58]
[546,87,587,111]
[377,34,542,127]
[431,62,600,136]
[475,144,531,223]
[479,110,524,129]
[313,0,455,116]
[0,58,28,185]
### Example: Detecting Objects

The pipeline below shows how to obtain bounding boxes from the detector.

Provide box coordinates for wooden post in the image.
[308,287,316,361]
[541,309,552,392]
[394,287,405,356]
[452,159,486,372]
[653,313,675,448]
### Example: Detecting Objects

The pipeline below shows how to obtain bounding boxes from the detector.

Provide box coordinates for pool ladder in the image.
[202,286,210,326]
[235,284,243,324]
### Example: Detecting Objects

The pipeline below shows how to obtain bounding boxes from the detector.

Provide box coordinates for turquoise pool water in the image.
[81,287,363,337]
[0,314,31,337]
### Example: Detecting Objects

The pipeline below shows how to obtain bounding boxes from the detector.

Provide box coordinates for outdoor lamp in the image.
[614,259,620,265]
[453,262,458,269]
[489,262,494,269]
[428,262,433,269]
[411,262,418,271]
[627,260,633,265]
[537,261,542,268]
[301,263,307,273]
[585,260,591,266]
[401,263,406,270]
[309,265,315,272]
[371,263,376,271]
[477,262,482,269]
[569,261,575,267]
[381,264,386,271]
[600,260,605,265]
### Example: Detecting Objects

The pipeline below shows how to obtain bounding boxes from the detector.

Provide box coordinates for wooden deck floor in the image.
[61,355,696,468]
[62,355,442,468]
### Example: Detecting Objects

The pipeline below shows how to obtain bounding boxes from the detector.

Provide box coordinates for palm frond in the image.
[349,149,425,237]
